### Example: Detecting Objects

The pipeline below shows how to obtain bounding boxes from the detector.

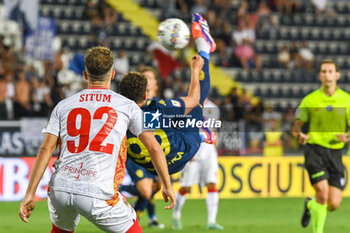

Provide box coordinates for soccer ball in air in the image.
[157,18,190,50]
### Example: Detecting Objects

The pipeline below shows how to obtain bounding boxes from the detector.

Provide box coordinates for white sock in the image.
[172,192,187,219]
[206,191,219,224]
[195,37,210,54]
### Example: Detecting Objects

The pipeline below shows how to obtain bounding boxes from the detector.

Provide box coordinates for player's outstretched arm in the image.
[180,55,204,116]
[19,133,58,223]
[138,131,175,210]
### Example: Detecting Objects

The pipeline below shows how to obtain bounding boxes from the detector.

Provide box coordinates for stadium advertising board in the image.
[166,156,350,199]
[0,157,56,201]
[0,119,48,157]
[1,156,350,201]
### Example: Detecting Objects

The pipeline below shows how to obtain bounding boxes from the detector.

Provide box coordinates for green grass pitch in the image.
[2,198,350,233]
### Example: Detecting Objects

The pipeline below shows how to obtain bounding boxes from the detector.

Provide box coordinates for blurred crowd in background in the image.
[0,0,347,155]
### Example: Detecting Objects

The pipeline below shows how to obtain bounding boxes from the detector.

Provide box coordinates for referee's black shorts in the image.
[303,143,346,190]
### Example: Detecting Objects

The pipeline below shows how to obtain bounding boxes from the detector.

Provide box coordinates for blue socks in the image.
[199,52,210,106]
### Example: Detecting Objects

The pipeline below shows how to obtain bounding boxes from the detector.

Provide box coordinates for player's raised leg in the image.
[192,13,217,144]
[192,13,216,106]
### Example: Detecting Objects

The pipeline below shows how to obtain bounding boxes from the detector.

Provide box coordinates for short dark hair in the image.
[320,59,338,72]
[85,46,114,81]
[120,72,147,103]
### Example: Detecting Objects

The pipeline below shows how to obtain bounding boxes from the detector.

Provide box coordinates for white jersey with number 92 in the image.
[43,89,143,200]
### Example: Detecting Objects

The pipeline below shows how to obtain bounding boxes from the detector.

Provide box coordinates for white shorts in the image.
[48,190,136,233]
[180,143,219,187]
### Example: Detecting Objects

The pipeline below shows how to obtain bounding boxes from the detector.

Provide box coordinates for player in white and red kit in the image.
[172,99,224,230]
[19,46,175,233]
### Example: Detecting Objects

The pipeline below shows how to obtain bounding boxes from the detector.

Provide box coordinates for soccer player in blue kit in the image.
[119,67,165,229]
[119,13,216,175]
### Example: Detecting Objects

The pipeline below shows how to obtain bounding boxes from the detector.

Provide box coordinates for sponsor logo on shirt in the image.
[64,162,97,179]
[171,100,181,107]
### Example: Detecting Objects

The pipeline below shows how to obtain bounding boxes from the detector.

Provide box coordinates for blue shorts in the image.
[126,158,158,183]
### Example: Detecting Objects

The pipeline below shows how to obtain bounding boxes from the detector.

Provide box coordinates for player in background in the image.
[120,13,217,175]
[119,67,164,229]
[19,46,175,233]
[292,59,350,233]
[172,98,223,230]
[120,159,164,228]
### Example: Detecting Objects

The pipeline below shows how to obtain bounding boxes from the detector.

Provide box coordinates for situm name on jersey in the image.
[143,110,221,129]
[79,94,111,102]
